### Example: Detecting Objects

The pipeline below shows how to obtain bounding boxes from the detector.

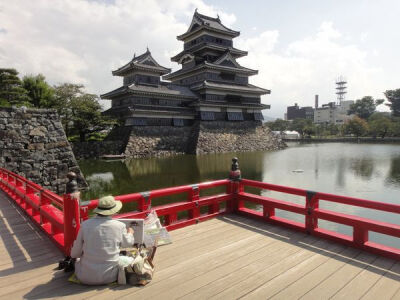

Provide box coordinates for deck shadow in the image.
[218,214,400,280]
[0,191,63,277]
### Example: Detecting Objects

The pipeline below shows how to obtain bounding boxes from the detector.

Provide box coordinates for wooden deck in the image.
[1,191,400,299]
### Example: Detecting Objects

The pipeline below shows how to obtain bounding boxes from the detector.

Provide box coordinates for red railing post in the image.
[138,192,151,212]
[227,157,242,213]
[353,227,368,246]
[63,172,81,256]
[188,184,200,220]
[305,191,318,234]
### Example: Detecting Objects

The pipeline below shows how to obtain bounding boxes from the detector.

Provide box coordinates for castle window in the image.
[129,118,147,126]
[227,112,244,121]
[220,73,235,81]
[173,119,184,127]
[254,112,264,121]
[200,111,216,120]
[225,94,241,102]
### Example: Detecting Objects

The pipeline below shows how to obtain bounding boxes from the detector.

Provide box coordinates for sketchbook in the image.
[117,218,144,245]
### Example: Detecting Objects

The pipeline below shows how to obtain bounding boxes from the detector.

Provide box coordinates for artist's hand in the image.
[127,227,134,235]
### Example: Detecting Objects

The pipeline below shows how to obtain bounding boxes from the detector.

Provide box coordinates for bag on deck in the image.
[125,250,155,286]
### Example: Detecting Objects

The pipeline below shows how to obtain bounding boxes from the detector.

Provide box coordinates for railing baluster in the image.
[188,184,200,220]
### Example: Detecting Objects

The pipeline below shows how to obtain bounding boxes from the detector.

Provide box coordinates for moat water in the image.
[79,142,400,248]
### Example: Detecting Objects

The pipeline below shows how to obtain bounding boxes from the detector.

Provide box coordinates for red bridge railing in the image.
[0,168,66,252]
[237,179,400,260]
[1,157,400,261]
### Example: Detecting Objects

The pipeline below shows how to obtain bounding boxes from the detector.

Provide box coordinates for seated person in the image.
[71,195,134,285]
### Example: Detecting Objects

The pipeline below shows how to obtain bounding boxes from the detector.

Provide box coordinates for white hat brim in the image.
[93,200,122,216]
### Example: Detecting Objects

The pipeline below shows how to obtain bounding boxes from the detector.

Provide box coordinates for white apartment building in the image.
[314,100,354,124]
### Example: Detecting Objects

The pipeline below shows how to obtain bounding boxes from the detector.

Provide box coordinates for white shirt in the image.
[71,215,134,285]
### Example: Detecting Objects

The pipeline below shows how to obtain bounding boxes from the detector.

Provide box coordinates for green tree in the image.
[266,119,289,131]
[385,89,400,117]
[348,96,384,119]
[53,83,85,136]
[344,116,369,137]
[22,74,55,108]
[390,118,400,137]
[369,116,392,138]
[53,83,115,141]
[289,118,313,137]
[303,123,316,137]
[0,68,29,107]
[70,93,115,142]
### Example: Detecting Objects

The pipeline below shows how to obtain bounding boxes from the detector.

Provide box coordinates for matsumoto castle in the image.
[101,10,270,127]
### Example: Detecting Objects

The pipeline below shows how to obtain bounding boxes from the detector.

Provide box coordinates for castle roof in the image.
[100,82,197,99]
[177,10,240,41]
[112,49,171,76]
[164,52,258,81]
[191,80,270,95]
[171,44,247,62]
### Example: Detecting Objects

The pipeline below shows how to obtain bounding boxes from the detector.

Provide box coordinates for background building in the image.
[286,103,314,120]
[314,100,354,124]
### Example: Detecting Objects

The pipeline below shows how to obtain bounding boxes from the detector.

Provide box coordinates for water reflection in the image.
[349,158,374,180]
[79,143,400,247]
[80,143,400,200]
[335,157,346,188]
[386,155,400,188]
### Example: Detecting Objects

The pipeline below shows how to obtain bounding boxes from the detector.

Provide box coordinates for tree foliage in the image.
[368,115,392,138]
[344,116,369,137]
[265,119,289,131]
[289,118,314,137]
[0,68,30,107]
[22,74,55,108]
[53,83,115,141]
[348,96,384,119]
[385,89,400,117]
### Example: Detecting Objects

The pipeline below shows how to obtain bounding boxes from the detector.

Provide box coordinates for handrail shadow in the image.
[0,191,62,278]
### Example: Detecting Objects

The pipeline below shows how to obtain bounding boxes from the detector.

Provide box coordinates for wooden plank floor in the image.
[1,191,400,299]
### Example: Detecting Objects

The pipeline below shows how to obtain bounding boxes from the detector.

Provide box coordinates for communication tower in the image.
[336,76,347,105]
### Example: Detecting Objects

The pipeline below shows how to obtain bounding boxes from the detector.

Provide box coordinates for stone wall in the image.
[195,121,286,154]
[122,126,193,158]
[94,121,285,158]
[0,107,86,193]
[71,141,125,159]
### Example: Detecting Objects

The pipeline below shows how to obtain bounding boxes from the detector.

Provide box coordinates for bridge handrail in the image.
[2,157,400,261]
[239,178,400,260]
[0,167,66,252]
[80,179,232,231]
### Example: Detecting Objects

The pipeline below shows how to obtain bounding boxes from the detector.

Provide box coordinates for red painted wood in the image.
[2,166,400,261]
[238,192,305,215]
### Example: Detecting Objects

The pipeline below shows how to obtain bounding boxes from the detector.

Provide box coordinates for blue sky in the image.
[1,0,399,118]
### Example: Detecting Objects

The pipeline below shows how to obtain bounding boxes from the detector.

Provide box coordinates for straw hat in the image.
[93,196,122,216]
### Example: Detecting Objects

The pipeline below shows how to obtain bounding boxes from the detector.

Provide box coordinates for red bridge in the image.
[1,160,400,299]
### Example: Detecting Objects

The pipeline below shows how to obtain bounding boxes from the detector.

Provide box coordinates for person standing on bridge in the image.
[71,195,135,285]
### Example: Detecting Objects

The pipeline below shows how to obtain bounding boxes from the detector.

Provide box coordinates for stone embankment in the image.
[0,107,86,193]
[71,141,125,159]
[196,121,286,154]
[92,121,286,158]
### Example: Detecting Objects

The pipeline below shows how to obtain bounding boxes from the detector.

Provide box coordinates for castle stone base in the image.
[195,121,286,154]
[100,121,285,158]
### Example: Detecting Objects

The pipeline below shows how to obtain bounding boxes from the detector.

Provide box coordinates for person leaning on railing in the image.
[71,196,135,285]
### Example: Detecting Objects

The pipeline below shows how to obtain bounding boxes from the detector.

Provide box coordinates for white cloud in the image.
[0,2,390,117]
[237,22,387,118]
[0,0,230,97]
